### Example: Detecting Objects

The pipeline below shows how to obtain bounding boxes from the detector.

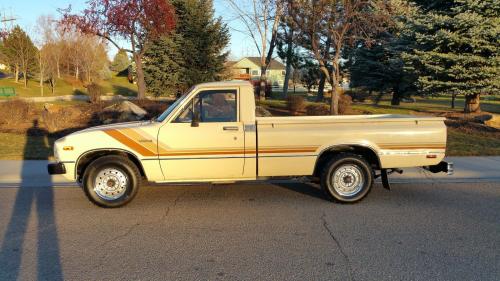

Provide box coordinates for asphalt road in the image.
[0,181,499,281]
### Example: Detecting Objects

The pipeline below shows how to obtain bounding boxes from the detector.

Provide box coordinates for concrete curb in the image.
[0,94,172,103]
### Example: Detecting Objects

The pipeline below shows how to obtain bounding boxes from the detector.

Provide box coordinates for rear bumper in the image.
[48,162,66,175]
[424,161,454,175]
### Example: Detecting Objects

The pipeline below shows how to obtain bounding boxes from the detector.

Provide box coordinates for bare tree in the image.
[79,35,109,83]
[227,0,285,100]
[290,0,391,114]
[36,15,68,94]
[61,0,176,99]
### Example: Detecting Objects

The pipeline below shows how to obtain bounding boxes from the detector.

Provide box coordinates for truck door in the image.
[157,89,245,180]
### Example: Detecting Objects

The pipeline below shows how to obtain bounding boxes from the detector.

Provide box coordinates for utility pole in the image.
[0,8,17,36]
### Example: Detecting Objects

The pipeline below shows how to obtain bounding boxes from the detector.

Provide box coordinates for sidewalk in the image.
[0,157,499,187]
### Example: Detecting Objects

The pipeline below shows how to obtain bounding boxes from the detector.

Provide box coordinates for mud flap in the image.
[381,169,390,190]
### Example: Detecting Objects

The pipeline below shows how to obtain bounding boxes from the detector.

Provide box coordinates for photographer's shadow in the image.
[0,119,63,280]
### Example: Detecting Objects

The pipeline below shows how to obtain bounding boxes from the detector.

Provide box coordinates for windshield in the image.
[156,87,194,122]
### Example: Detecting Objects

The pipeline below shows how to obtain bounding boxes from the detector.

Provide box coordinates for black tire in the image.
[82,155,141,208]
[320,153,373,203]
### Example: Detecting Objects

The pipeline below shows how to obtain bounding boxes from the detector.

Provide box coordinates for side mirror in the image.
[191,111,200,127]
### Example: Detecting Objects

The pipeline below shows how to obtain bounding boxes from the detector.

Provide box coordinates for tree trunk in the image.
[50,77,56,95]
[464,93,481,113]
[282,30,294,98]
[23,67,28,88]
[317,73,326,102]
[39,57,44,97]
[134,54,147,99]
[330,83,339,115]
[14,65,19,83]
[259,66,266,101]
[75,65,79,80]
[40,72,44,96]
[391,88,400,106]
[451,93,456,109]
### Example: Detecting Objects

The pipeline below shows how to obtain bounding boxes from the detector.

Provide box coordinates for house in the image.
[228,57,286,87]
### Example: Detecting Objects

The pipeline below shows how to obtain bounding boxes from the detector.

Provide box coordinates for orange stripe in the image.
[380,145,446,150]
[105,129,157,157]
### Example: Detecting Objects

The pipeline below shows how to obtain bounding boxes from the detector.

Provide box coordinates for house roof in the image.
[242,57,285,70]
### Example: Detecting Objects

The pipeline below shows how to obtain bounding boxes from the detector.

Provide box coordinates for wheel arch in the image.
[313,144,381,177]
[75,149,146,182]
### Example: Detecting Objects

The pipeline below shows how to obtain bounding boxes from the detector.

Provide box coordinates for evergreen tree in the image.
[143,34,184,97]
[111,49,131,73]
[348,1,418,105]
[406,0,499,113]
[144,0,230,95]
[173,0,230,86]
[2,26,38,87]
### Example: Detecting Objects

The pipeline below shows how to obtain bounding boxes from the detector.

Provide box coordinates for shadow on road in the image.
[273,181,328,201]
[0,119,63,280]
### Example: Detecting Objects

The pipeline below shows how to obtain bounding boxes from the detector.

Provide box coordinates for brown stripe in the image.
[159,147,318,157]
[258,148,317,154]
[159,150,245,156]
[105,129,157,157]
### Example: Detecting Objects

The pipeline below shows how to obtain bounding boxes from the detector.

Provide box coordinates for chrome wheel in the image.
[93,168,128,201]
[332,164,365,197]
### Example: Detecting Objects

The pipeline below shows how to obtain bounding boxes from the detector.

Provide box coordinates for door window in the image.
[174,90,237,123]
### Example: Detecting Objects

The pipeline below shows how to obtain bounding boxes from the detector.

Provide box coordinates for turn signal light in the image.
[426,154,437,159]
[63,146,74,151]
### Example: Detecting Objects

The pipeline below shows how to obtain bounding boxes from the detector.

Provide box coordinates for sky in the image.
[0,0,259,59]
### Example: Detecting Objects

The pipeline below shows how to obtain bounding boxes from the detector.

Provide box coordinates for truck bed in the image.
[255,114,447,177]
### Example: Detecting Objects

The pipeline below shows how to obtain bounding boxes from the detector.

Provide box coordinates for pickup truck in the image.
[48,81,452,208]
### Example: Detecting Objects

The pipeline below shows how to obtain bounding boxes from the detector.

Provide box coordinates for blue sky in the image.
[0,0,258,59]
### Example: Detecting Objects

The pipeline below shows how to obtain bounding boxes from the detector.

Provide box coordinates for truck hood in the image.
[70,120,154,136]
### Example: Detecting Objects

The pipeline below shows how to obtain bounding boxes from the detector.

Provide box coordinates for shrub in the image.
[345,89,369,102]
[286,95,305,115]
[339,94,352,115]
[0,99,34,126]
[87,83,104,104]
[306,103,330,116]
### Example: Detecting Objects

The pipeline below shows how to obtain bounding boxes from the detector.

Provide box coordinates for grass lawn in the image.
[0,73,137,98]
[447,128,500,156]
[259,95,500,115]
[0,133,56,160]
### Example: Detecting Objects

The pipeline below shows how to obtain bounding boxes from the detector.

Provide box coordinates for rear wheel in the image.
[320,153,373,203]
[82,155,141,208]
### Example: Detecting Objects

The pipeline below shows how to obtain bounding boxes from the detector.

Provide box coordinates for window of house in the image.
[251,70,259,76]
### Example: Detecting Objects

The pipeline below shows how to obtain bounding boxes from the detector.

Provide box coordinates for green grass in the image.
[353,97,500,115]
[0,73,137,98]
[260,95,500,115]
[0,133,56,160]
[447,128,500,156]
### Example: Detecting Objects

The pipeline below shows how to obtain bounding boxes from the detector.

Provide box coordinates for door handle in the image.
[223,126,239,131]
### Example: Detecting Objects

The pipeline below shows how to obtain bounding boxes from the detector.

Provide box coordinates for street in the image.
[0,180,499,281]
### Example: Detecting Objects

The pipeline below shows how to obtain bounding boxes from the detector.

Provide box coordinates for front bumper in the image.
[48,162,66,175]
[424,161,454,175]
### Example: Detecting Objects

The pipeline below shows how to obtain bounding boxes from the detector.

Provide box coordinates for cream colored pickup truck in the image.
[48,81,452,207]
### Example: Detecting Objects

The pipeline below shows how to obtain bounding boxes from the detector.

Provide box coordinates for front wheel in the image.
[82,155,141,208]
[320,153,374,203]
